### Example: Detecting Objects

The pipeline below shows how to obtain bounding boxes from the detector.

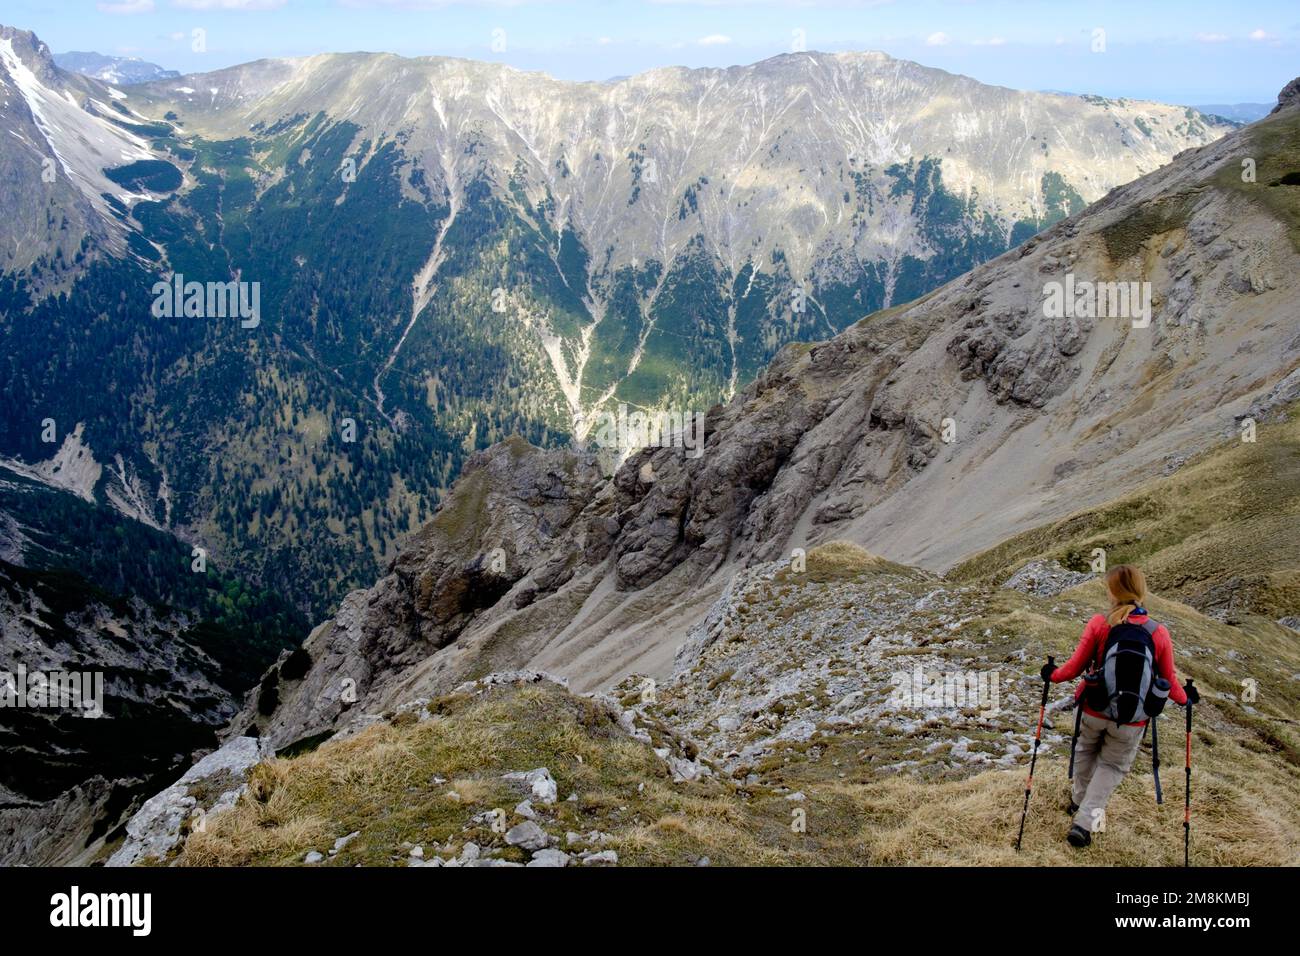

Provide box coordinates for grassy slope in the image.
[172,660,1300,866]
[1213,105,1300,253]
[950,404,1300,621]
[1099,104,1300,263]
[174,531,1300,866]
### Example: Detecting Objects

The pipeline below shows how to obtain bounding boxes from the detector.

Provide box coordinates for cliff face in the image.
[234,439,606,745]
[239,83,1300,752]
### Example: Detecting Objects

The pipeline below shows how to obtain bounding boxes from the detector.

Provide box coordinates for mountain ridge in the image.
[53,50,179,86]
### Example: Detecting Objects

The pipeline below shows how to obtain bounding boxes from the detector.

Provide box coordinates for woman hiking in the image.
[1042,564,1195,847]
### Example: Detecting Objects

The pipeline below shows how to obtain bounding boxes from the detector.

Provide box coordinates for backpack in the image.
[1083,616,1171,723]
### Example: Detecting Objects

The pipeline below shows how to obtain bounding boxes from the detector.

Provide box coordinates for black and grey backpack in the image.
[1084,616,1172,723]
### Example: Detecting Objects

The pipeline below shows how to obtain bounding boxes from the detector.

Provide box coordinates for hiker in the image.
[1042,564,1193,848]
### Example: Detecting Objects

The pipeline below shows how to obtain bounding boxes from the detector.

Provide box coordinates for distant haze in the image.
[1192,103,1273,123]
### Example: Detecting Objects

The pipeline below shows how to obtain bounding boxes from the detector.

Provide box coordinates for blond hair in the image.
[1105,564,1148,626]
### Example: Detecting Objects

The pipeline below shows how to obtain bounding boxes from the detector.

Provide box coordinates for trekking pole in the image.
[1150,714,1163,805]
[1184,678,1196,867]
[1016,656,1055,851]
[1068,699,1083,779]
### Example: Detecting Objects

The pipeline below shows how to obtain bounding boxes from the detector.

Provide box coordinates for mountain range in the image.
[52,51,179,86]
[1193,102,1272,124]
[0,24,1233,619]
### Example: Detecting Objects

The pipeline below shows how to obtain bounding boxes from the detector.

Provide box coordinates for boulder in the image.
[505,821,549,851]
[106,736,269,867]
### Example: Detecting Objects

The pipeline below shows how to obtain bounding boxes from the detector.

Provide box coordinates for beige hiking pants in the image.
[1072,711,1145,832]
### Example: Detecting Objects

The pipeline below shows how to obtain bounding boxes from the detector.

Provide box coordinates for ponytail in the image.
[1105,565,1148,627]
[1106,601,1139,627]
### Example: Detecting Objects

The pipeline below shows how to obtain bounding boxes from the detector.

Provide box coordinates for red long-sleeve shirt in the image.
[1050,612,1188,724]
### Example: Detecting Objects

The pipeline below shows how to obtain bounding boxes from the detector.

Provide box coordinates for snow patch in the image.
[0,36,155,239]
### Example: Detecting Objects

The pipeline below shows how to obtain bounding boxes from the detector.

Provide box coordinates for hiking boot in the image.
[1067,824,1092,848]
[1067,801,1079,815]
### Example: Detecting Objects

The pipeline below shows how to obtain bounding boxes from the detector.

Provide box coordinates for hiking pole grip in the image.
[1016,656,1056,851]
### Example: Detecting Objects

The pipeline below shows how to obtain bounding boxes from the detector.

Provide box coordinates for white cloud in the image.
[338,1,567,8]
[925,32,950,47]
[1249,29,1272,41]
[697,34,732,46]
[597,37,613,46]
[651,0,894,5]
[97,0,156,13]
[1196,32,1230,43]
[172,0,287,9]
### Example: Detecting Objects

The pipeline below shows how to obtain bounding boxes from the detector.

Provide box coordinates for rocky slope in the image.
[0,27,153,278]
[234,79,1300,757]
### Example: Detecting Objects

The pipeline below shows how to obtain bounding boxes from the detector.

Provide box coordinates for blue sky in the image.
[8,0,1297,103]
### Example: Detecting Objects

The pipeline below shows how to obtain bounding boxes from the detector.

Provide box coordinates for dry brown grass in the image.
[813,725,1300,866]
[175,661,1300,866]
[775,540,926,586]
